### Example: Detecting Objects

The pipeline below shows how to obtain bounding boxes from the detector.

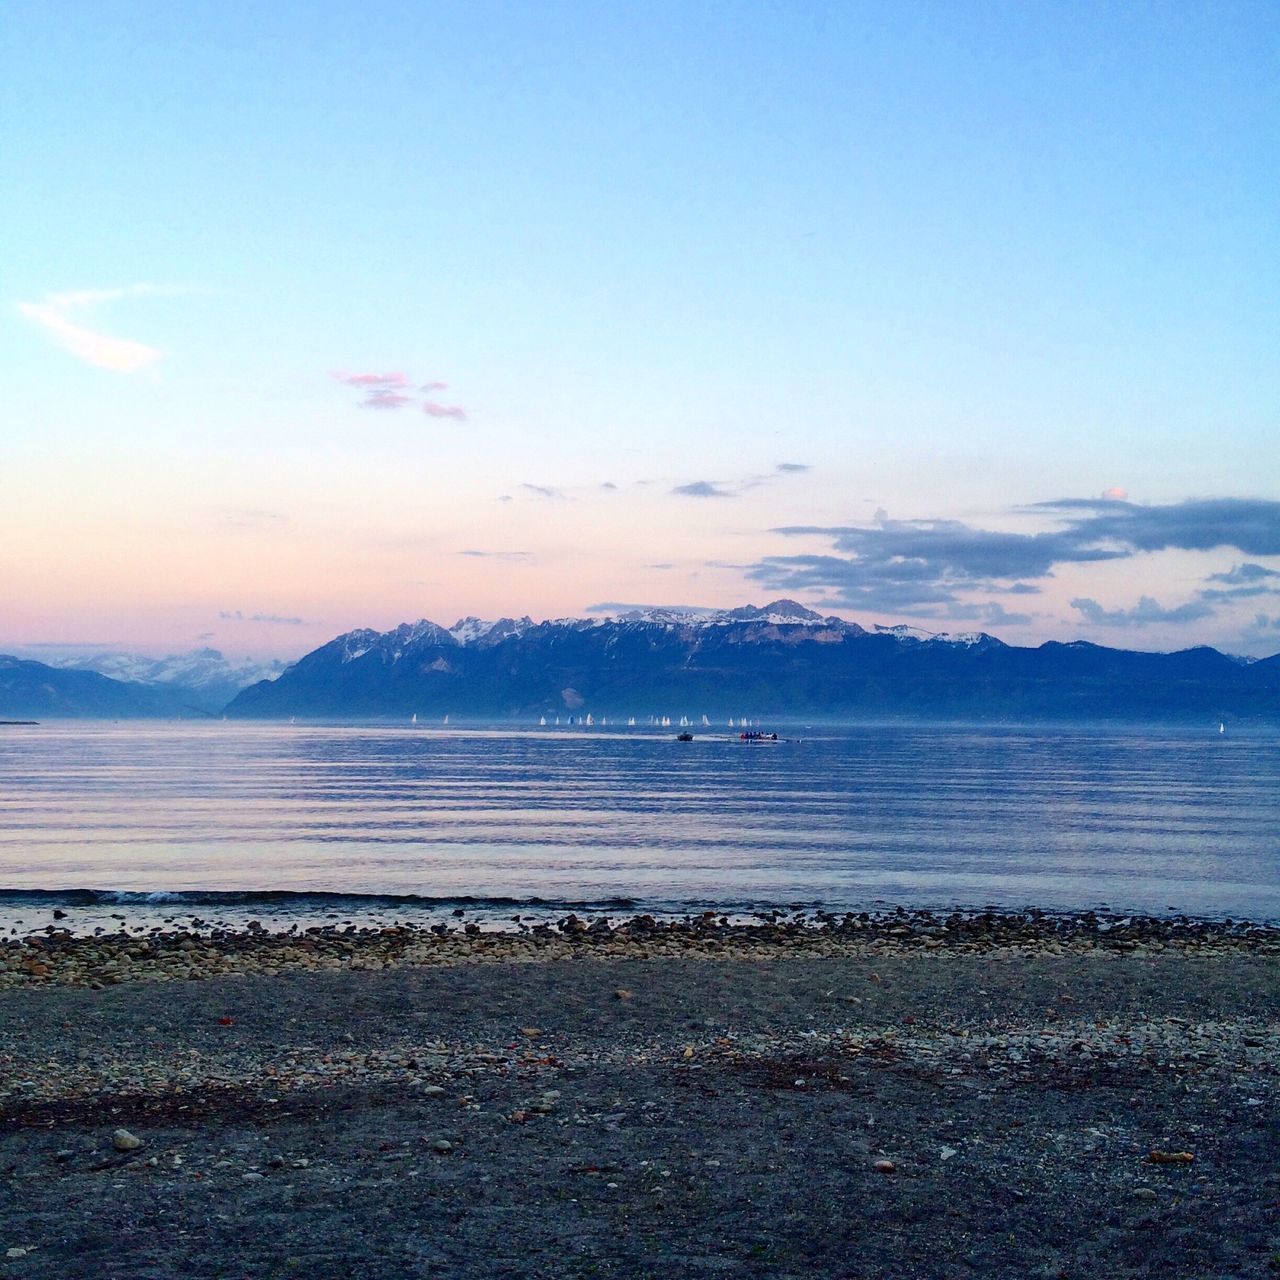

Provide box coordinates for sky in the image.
[3,0,1278,660]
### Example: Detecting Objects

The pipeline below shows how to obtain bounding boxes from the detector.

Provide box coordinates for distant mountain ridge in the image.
[225,600,1280,723]
[0,648,289,719]
[45,648,288,712]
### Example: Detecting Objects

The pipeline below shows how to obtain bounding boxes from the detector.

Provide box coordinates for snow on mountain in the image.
[602,599,850,629]
[449,616,534,646]
[49,648,288,692]
[874,624,1003,648]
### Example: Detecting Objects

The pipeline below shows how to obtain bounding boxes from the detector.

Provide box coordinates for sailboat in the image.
[701,715,710,727]
[628,716,636,727]
[442,714,449,725]
[1219,722,1226,735]
[411,713,417,725]
[539,715,546,726]
[585,713,594,726]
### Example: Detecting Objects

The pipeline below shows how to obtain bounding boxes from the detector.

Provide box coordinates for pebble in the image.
[1132,1187,1158,1201]
[430,1139,453,1154]
[111,1128,143,1152]
[419,1085,447,1097]
[873,1160,897,1174]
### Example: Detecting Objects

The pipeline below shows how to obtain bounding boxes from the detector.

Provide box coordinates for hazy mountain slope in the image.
[0,656,198,719]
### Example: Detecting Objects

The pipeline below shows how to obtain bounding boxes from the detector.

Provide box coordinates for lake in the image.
[0,721,1277,930]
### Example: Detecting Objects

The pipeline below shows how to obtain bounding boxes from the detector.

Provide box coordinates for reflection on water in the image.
[0,721,1276,921]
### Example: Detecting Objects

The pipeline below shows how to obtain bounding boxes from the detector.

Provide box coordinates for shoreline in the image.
[4,906,1279,990]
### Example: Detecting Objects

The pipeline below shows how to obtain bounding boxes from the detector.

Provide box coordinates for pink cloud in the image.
[331,369,467,418]
[332,371,409,390]
[361,391,413,410]
[423,401,468,420]
[1101,486,1129,501]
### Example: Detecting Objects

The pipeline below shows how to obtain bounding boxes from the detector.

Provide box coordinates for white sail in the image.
[539,715,546,726]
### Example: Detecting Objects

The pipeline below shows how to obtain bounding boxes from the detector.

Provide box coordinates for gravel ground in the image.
[0,933,1277,1278]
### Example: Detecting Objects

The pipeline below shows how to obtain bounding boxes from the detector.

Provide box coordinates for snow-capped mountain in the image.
[223,601,1280,723]
[42,648,290,713]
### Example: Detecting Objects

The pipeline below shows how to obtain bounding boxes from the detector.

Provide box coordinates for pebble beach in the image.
[1,911,1277,1277]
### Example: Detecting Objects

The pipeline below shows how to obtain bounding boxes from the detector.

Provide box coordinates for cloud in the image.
[333,371,409,389]
[1100,486,1128,501]
[219,611,305,625]
[364,391,414,410]
[1198,562,1280,604]
[18,285,163,372]
[673,481,736,498]
[1206,562,1280,586]
[458,549,531,561]
[422,401,467,420]
[331,370,466,417]
[518,483,565,500]
[673,464,810,500]
[1070,596,1214,627]
[751,497,1280,615]
[1034,497,1280,556]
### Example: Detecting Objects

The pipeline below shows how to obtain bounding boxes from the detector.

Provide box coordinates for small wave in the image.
[0,887,643,912]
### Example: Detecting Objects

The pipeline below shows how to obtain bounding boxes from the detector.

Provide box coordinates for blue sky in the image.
[3,1,1278,656]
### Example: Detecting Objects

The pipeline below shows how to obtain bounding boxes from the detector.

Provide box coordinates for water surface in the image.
[0,721,1276,929]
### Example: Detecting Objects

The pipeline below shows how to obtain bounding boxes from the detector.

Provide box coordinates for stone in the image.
[1132,1187,1158,1201]
[430,1139,454,1154]
[873,1160,896,1174]
[111,1128,143,1152]
[420,1085,447,1097]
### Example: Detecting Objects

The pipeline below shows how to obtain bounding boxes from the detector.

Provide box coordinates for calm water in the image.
[0,721,1277,928]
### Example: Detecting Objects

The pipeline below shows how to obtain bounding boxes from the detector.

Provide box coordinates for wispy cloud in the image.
[219,611,305,625]
[673,480,736,498]
[332,370,466,417]
[458,549,532,561]
[519,483,565,500]
[218,508,287,530]
[17,285,165,372]
[423,401,467,420]
[672,463,810,499]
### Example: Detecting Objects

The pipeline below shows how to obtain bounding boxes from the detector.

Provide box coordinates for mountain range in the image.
[0,649,286,719]
[223,600,1280,724]
[5,602,1278,722]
